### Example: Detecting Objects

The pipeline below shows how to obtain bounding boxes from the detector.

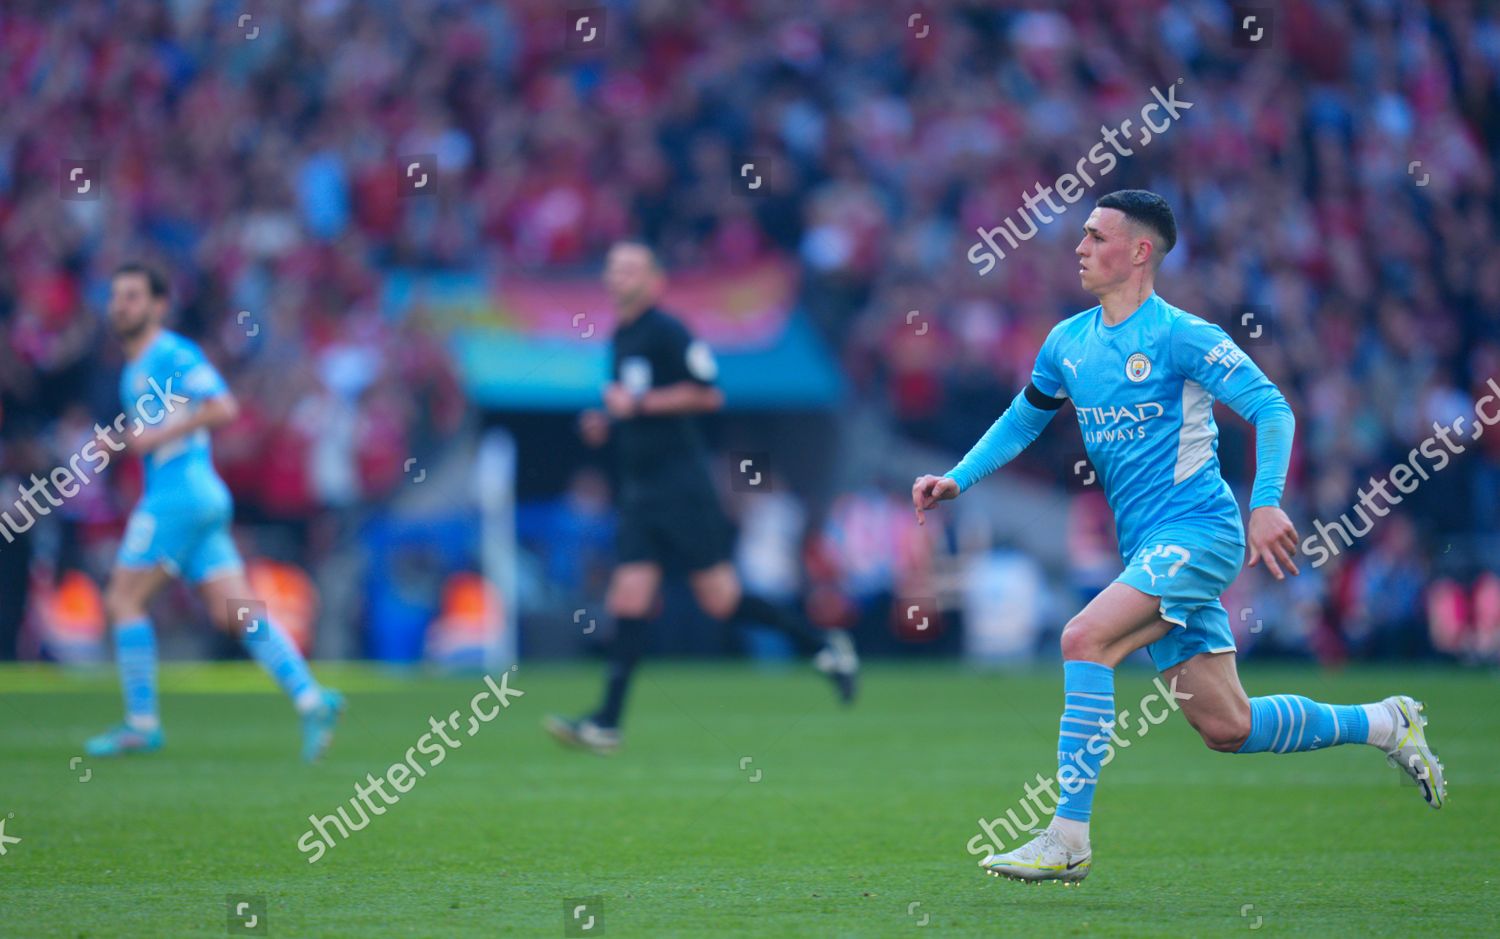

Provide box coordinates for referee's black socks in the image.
[593,598,826,728]
[593,616,648,729]
[732,594,825,657]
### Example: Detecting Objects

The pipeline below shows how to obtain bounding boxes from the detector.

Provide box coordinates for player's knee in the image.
[1059,615,1104,661]
[1197,714,1251,753]
[104,584,144,624]
[606,590,652,620]
[697,589,738,622]
[208,607,241,634]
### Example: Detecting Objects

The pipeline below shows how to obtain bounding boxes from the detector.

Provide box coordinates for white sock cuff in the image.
[1362,702,1396,749]
[1048,815,1090,850]
[295,687,325,714]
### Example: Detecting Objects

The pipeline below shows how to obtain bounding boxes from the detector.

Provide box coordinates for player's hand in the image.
[912,474,959,526]
[603,383,638,419]
[578,409,610,447]
[1247,506,1300,580]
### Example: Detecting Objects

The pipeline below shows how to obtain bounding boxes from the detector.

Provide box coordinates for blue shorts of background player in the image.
[115,493,243,584]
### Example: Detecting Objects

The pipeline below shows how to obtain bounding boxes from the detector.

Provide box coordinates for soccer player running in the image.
[913,191,1445,884]
[85,263,343,762]
[545,242,858,754]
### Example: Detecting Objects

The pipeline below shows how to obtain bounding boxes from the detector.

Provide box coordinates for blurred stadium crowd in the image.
[1,0,1497,664]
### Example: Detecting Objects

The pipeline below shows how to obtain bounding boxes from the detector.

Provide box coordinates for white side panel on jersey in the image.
[1173,380,1216,483]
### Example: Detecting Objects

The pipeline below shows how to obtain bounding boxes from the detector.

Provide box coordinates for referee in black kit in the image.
[545,242,858,754]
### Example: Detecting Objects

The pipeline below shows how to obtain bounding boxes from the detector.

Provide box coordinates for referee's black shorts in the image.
[616,490,733,573]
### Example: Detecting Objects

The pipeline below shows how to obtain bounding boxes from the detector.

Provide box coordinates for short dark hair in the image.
[112,262,169,299]
[1096,190,1177,260]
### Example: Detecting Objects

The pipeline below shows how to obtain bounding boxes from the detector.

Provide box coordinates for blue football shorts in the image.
[116,496,243,584]
[1116,524,1246,671]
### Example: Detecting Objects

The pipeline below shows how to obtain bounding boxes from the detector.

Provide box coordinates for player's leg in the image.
[982,581,1171,882]
[1154,651,1249,749]
[85,561,173,756]
[198,569,326,707]
[547,494,668,752]
[197,557,343,763]
[1166,650,1446,807]
[594,560,660,727]
[688,561,859,703]
[999,533,1237,869]
[684,491,861,703]
[545,560,660,753]
[687,561,823,655]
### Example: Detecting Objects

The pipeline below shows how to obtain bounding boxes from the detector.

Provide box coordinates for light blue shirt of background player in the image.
[119,330,234,516]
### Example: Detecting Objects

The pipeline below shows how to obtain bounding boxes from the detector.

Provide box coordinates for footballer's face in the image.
[603,244,663,314]
[1075,207,1146,296]
[108,273,164,338]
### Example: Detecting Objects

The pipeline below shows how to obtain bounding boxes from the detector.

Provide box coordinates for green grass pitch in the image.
[3,661,1497,937]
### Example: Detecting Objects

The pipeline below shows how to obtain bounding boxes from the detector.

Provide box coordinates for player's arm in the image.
[641,381,724,415]
[913,385,1064,524]
[130,392,237,453]
[914,331,1069,525]
[130,349,238,454]
[1171,317,1299,579]
[579,408,611,447]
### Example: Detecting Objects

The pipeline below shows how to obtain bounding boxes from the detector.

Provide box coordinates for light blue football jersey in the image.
[1031,293,1284,556]
[119,330,232,512]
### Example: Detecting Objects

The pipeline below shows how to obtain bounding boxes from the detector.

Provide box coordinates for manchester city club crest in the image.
[1126,352,1152,382]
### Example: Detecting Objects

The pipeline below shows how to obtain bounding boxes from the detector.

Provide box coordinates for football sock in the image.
[1234,695,1371,753]
[1362,701,1397,749]
[242,618,323,714]
[1048,815,1091,851]
[732,593,823,657]
[593,616,648,729]
[114,616,160,732]
[1054,660,1115,824]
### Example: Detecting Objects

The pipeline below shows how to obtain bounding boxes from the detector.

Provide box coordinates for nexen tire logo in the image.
[1203,338,1246,371]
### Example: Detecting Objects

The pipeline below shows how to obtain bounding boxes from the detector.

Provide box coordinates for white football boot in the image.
[543,715,621,755]
[981,828,1091,884]
[1380,696,1446,808]
[813,631,859,704]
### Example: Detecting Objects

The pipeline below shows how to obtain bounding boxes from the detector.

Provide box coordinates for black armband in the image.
[1023,382,1066,410]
